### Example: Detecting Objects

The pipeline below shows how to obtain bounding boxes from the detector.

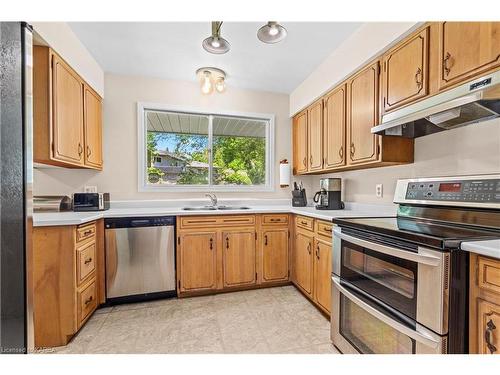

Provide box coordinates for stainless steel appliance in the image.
[73,192,110,211]
[313,178,344,210]
[34,195,72,212]
[331,174,500,354]
[372,70,500,138]
[105,216,176,303]
[0,22,33,353]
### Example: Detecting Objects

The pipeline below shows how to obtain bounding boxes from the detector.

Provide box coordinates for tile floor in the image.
[40,285,339,354]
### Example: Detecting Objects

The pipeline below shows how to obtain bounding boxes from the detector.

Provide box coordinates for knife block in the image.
[292,189,307,207]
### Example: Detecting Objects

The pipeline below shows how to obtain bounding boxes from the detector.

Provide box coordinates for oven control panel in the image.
[405,178,500,203]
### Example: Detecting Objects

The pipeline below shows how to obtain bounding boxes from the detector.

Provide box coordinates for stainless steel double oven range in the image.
[331,175,500,354]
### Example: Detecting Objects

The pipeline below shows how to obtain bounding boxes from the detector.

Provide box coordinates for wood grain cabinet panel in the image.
[178,232,217,292]
[439,22,500,90]
[307,100,323,172]
[76,241,96,286]
[262,229,289,283]
[294,231,314,296]
[293,110,308,174]
[223,230,256,287]
[347,61,380,165]
[77,279,97,327]
[314,237,332,314]
[323,85,346,169]
[477,299,500,354]
[52,53,85,166]
[382,27,429,112]
[83,85,103,169]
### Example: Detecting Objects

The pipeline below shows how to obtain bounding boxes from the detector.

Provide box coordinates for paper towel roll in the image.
[279,162,290,188]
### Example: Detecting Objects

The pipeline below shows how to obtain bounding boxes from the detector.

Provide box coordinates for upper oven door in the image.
[333,227,450,335]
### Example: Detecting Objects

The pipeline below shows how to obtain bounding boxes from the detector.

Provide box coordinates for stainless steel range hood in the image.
[372,70,500,138]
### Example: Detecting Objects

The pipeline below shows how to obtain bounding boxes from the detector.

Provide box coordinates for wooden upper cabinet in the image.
[293,110,308,174]
[382,27,429,112]
[84,85,103,170]
[439,22,500,90]
[323,85,346,169]
[314,237,332,314]
[262,229,289,283]
[347,61,380,165]
[222,230,256,287]
[307,100,323,172]
[52,53,85,166]
[294,231,314,296]
[179,232,217,292]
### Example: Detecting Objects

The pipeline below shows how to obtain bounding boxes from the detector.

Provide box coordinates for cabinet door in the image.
[308,100,323,172]
[439,22,500,90]
[223,230,256,287]
[294,231,313,295]
[84,85,103,169]
[323,85,346,169]
[347,61,380,165]
[477,299,500,355]
[382,28,429,112]
[179,232,217,292]
[314,238,332,314]
[293,111,308,174]
[262,229,289,283]
[52,53,84,165]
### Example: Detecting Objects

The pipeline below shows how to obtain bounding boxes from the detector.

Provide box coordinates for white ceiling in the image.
[69,22,361,94]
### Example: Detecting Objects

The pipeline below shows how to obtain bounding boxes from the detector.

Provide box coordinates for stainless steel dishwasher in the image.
[104,216,176,303]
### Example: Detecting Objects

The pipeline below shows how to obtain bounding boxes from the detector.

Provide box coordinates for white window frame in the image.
[137,102,275,192]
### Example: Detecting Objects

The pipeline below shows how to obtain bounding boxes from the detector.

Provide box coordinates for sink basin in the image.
[216,206,251,210]
[182,206,217,211]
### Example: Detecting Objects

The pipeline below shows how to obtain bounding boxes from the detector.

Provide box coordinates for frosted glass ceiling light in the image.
[257,22,287,44]
[196,67,226,95]
[202,21,230,54]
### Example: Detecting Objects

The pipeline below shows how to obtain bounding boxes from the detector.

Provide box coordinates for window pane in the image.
[212,116,267,186]
[145,110,209,185]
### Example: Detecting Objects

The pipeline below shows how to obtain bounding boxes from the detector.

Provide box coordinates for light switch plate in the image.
[84,185,98,193]
[375,184,383,198]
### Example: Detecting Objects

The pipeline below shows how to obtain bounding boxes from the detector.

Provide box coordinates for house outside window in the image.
[138,103,275,192]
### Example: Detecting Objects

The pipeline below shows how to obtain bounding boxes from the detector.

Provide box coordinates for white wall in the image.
[32,22,104,96]
[289,22,418,116]
[312,119,500,204]
[33,74,311,201]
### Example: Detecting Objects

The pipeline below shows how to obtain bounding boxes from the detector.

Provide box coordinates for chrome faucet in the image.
[205,193,218,207]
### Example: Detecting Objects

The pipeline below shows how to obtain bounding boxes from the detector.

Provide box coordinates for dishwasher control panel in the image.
[105,216,175,229]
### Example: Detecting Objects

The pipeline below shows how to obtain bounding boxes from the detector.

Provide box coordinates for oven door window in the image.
[340,294,415,354]
[341,241,417,320]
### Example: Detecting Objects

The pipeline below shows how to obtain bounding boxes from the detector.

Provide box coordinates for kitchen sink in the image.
[182,206,217,211]
[216,206,250,210]
[182,206,250,211]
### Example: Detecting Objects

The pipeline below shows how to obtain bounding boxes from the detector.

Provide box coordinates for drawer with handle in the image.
[296,215,314,231]
[262,214,288,225]
[315,220,333,239]
[77,241,96,286]
[76,223,96,243]
[180,215,255,228]
[77,279,97,326]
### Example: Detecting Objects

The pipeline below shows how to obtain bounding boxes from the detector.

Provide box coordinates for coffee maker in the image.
[313,178,344,210]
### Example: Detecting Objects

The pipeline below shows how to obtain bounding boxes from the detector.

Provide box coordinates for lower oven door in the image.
[331,276,447,354]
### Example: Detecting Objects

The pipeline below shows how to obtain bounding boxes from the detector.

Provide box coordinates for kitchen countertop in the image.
[33,202,396,227]
[461,240,500,260]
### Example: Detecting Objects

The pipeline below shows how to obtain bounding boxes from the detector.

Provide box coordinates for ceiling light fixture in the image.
[196,67,226,95]
[257,22,287,44]
[202,22,230,54]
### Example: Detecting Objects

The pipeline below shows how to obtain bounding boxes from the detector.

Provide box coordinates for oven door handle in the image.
[332,276,442,349]
[334,230,441,266]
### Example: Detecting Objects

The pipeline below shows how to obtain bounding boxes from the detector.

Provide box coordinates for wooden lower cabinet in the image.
[176,214,290,297]
[469,253,500,354]
[313,237,332,314]
[33,220,104,348]
[178,232,217,292]
[293,230,314,296]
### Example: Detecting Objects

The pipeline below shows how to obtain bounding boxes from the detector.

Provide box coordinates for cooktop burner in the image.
[332,216,500,249]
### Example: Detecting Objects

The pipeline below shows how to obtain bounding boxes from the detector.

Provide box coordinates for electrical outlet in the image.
[375,184,383,198]
[84,185,98,193]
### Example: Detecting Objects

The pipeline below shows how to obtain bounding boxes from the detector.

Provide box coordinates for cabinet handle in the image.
[443,52,452,76]
[485,318,497,354]
[84,296,93,305]
[302,157,307,167]
[209,238,213,250]
[339,146,343,160]
[84,257,92,265]
[87,145,92,158]
[316,245,320,259]
[310,155,313,166]
[83,230,93,236]
[226,237,229,249]
[300,221,308,225]
[307,243,311,255]
[350,143,355,157]
[78,143,83,157]
[415,67,423,90]
[264,235,268,246]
